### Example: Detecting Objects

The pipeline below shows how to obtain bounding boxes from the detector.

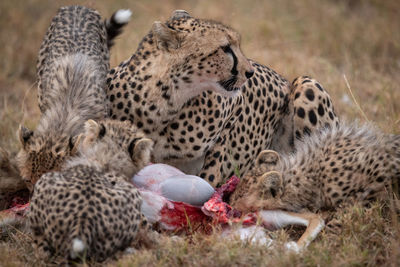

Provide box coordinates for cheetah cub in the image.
[28,119,153,261]
[231,121,400,213]
[17,6,131,190]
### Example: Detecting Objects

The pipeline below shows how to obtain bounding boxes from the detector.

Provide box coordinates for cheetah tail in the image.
[105,9,132,48]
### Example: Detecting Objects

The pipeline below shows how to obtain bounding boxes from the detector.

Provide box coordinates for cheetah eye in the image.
[128,137,141,158]
[98,124,106,139]
[54,146,63,153]
[270,188,277,198]
[221,45,232,54]
[68,136,74,150]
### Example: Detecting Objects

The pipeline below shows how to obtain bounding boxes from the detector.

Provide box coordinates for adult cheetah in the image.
[28,119,153,261]
[107,10,339,187]
[230,121,400,213]
[17,6,131,190]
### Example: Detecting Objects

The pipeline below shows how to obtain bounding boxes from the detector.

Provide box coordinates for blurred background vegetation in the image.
[0,0,399,265]
[0,0,399,153]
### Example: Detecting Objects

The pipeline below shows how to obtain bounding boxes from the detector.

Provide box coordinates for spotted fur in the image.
[108,9,338,187]
[17,6,130,189]
[230,121,400,213]
[28,119,153,261]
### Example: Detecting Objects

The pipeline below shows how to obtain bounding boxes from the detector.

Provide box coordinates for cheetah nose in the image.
[245,70,254,79]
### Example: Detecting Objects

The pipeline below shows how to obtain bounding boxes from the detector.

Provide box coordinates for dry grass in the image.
[0,0,399,266]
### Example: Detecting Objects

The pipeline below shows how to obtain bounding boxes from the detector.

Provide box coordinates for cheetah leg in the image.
[291,76,339,141]
[134,214,159,248]
[200,75,341,185]
[200,136,278,188]
[259,210,324,250]
[199,135,234,187]
[199,106,261,187]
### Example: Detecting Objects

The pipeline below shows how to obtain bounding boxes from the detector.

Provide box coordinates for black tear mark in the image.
[222,45,238,76]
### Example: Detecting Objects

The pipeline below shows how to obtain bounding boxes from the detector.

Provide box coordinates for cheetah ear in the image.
[170,10,191,20]
[84,119,100,137]
[83,119,106,145]
[18,125,33,148]
[152,21,184,51]
[128,138,153,163]
[259,171,282,198]
[69,134,83,155]
[255,150,280,172]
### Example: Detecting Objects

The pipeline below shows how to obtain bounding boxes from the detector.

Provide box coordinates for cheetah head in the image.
[230,150,285,212]
[80,119,153,179]
[151,10,254,98]
[16,125,81,191]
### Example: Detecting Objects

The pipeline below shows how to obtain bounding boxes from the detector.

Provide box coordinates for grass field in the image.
[0,0,399,266]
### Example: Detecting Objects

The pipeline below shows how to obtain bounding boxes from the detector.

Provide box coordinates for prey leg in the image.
[259,210,324,251]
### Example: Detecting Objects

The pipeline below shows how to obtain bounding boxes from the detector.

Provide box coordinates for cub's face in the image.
[81,119,153,178]
[230,150,284,212]
[17,126,80,191]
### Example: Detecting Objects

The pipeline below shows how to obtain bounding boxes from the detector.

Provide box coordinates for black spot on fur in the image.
[318,104,325,116]
[308,110,317,125]
[297,107,305,118]
[305,89,315,101]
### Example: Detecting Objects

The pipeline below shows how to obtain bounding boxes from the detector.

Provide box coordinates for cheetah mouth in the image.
[218,76,239,92]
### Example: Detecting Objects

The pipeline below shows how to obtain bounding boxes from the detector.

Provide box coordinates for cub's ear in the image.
[255,150,280,172]
[69,134,83,155]
[170,10,191,20]
[152,21,184,51]
[18,125,33,148]
[128,138,153,163]
[84,119,99,137]
[83,119,106,144]
[259,171,282,198]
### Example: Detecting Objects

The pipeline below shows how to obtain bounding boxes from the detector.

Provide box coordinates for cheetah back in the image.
[28,165,145,261]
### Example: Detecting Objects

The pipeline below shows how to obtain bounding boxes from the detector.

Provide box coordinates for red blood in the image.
[1,202,29,219]
[201,176,243,223]
[9,202,29,215]
[159,201,209,230]
[1,175,260,231]
[10,196,29,207]
[157,176,256,231]
[0,192,30,220]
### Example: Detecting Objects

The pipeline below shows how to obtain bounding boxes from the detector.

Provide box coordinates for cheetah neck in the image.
[36,54,107,138]
[65,141,134,180]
